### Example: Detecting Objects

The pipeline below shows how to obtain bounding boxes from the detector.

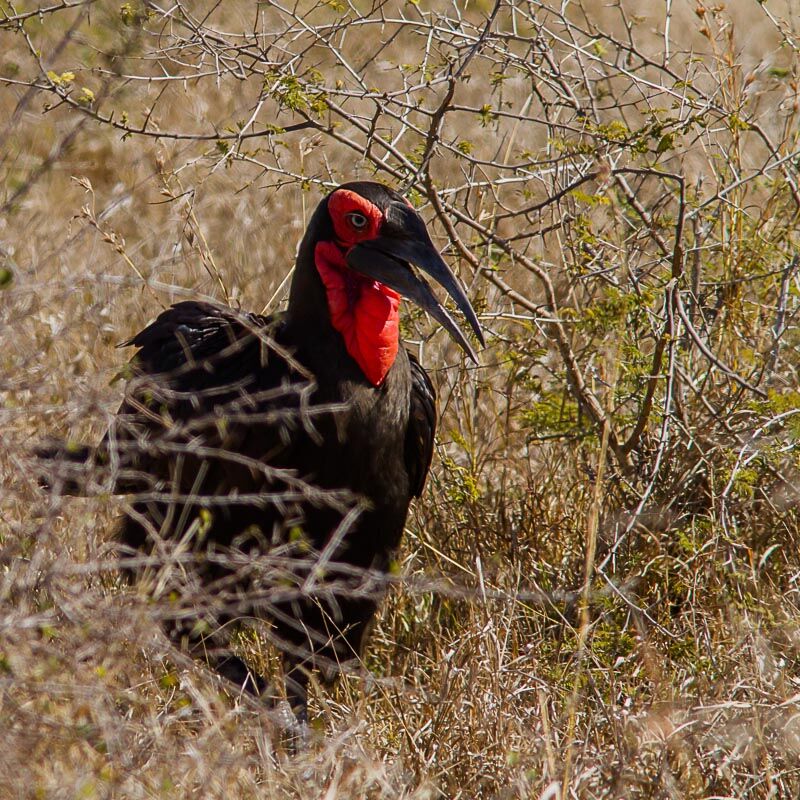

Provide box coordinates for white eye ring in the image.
[347,212,369,230]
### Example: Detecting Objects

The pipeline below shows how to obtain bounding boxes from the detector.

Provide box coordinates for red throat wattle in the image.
[315,240,400,386]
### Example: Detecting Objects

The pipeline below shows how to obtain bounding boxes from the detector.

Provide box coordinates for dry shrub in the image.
[2,0,800,797]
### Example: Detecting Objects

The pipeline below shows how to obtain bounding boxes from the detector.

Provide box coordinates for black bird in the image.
[39,182,483,727]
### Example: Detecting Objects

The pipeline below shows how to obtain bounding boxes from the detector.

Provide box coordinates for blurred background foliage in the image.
[2,0,800,797]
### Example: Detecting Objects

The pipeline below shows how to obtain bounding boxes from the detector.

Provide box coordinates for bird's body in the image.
[113,300,433,708]
[40,181,481,725]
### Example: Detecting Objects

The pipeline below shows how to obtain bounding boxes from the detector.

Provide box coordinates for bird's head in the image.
[290,181,484,386]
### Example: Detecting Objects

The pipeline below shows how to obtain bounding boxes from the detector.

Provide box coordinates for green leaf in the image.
[656,132,675,154]
[47,70,75,86]
[77,87,95,105]
[477,104,497,127]
[767,66,790,78]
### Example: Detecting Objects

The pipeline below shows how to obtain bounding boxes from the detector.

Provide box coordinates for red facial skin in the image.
[315,189,401,387]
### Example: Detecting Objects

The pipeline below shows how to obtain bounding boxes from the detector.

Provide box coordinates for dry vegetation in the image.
[2,0,800,797]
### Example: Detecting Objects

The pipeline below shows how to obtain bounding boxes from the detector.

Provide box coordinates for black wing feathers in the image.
[404,353,436,498]
[125,301,272,382]
[103,302,297,492]
[41,302,437,504]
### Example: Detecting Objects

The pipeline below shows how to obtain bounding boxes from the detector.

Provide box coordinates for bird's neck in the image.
[313,241,400,387]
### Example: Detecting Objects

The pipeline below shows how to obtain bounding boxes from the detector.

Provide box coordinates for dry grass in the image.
[3,0,800,797]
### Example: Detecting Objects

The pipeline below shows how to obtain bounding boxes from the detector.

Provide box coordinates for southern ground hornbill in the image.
[39,181,483,728]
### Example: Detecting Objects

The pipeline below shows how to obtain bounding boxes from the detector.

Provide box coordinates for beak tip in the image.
[466,314,486,350]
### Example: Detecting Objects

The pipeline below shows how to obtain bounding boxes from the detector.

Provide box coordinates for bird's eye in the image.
[347,212,369,230]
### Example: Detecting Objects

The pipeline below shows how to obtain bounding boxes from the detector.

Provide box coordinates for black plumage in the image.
[39,181,482,726]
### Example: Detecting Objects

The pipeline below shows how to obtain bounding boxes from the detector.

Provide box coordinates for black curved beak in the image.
[346,203,485,361]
